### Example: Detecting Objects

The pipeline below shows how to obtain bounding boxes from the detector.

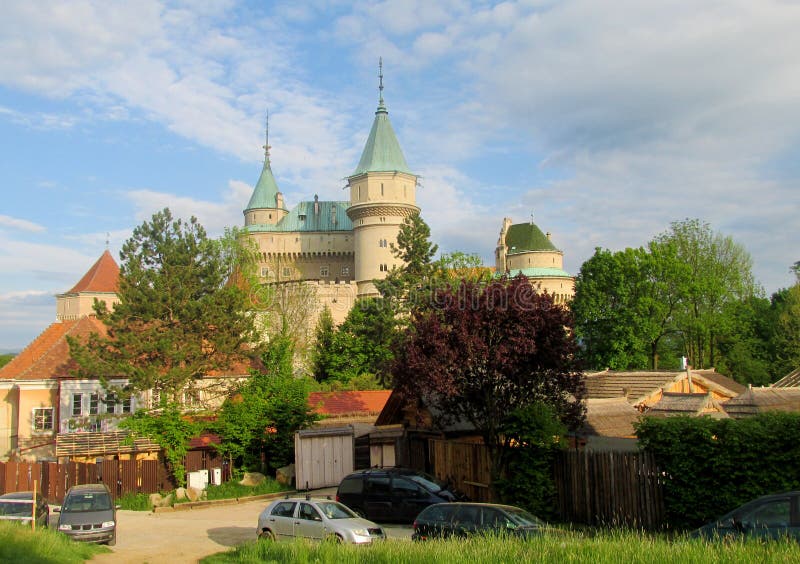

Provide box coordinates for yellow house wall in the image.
[0,385,18,458]
[18,387,58,441]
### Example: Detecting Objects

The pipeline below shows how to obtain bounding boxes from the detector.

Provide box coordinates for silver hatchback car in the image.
[257,497,385,544]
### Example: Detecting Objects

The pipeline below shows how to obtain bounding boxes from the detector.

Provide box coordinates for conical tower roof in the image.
[351,61,412,177]
[66,249,119,293]
[245,115,286,213]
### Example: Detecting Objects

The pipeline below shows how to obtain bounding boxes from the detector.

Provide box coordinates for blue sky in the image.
[2,0,799,352]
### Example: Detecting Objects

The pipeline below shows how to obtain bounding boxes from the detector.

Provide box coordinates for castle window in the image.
[283,267,291,277]
[72,393,83,417]
[320,266,329,277]
[269,214,272,219]
[379,263,388,272]
[32,408,54,433]
[261,267,269,278]
[342,266,350,276]
[381,183,384,196]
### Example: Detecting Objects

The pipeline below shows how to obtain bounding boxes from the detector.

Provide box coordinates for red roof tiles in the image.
[308,390,392,416]
[66,250,119,294]
[0,317,107,381]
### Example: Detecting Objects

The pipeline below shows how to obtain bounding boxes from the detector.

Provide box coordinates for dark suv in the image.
[336,468,460,523]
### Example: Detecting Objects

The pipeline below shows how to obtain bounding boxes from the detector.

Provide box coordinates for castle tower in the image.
[244,114,288,227]
[346,60,419,297]
[56,249,120,320]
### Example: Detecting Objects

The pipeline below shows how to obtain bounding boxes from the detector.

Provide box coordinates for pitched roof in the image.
[351,98,412,176]
[689,369,746,396]
[723,387,800,418]
[773,368,800,388]
[505,222,558,253]
[308,390,392,417]
[64,250,119,294]
[246,199,353,233]
[0,317,107,381]
[582,397,641,437]
[646,392,728,418]
[584,370,684,404]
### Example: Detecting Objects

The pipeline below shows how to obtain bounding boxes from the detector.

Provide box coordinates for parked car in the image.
[336,468,462,523]
[691,491,800,541]
[55,484,117,545]
[0,491,49,528]
[257,497,385,544]
[412,502,547,540]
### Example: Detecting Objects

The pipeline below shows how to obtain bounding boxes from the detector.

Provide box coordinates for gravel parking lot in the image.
[80,494,411,563]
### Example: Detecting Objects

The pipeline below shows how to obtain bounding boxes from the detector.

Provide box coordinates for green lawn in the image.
[0,521,110,563]
[201,530,800,563]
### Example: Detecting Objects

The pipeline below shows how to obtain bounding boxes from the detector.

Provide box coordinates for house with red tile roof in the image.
[307,390,391,425]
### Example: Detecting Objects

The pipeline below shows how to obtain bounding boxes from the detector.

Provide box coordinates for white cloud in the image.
[0,215,46,233]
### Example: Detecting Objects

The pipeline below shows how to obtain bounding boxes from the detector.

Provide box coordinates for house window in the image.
[104,394,117,415]
[379,264,388,272]
[72,394,83,417]
[341,266,350,277]
[32,408,54,433]
[122,397,132,414]
[150,389,161,409]
[183,389,199,407]
[89,393,100,415]
[320,266,329,277]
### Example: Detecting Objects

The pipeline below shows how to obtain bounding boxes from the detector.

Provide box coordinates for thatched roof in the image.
[646,392,728,418]
[582,397,641,438]
[723,386,800,418]
[584,371,684,404]
[773,368,800,388]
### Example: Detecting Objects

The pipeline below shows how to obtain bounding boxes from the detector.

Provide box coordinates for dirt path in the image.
[86,498,411,563]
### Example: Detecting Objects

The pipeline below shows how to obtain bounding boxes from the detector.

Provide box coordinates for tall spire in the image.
[263,110,271,163]
[351,58,412,176]
[245,110,285,213]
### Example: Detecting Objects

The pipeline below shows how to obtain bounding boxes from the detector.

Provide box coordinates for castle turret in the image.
[346,60,419,297]
[244,114,288,227]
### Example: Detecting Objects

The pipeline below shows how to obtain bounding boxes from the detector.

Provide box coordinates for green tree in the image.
[572,243,687,370]
[0,354,14,369]
[68,209,261,402]
[657,219,760,368]
[715,296,773,385]
[119,400,200,487]
[772,283,800,378]
[215,335,316,472]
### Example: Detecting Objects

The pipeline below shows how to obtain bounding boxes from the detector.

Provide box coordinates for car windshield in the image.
[405,472,443,493]
[63,492,112,512]
[0,500,33,516]
[504,507,545,527]
[316,501,358,520]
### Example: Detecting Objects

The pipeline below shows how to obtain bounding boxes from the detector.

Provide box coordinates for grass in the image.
[117,478,289,510]
[200,530,800,563]
[0,521,110,563]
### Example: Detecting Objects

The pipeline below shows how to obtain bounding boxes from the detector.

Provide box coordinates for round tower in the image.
[346,60,419,298]
[244,113,288,227]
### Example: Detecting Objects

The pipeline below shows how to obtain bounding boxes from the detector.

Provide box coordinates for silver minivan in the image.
[55,484,117,545]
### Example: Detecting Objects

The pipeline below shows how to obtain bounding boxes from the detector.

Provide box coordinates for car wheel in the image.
[258,529,275,541]
[325,534,344,543]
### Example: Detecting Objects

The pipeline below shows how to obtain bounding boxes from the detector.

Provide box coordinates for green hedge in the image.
[635,412,800,528]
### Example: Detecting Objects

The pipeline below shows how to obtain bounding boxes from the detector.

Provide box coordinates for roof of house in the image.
[505,222,559,253]
[308,390,392,417]
[62,250,119,294]
[582,397,641,437]
[645,392,728,418]
[351,96,412,176]
[689,369,746,396]
[0,317,107,381]
[773,368,800,388]
[723,387,800,418]
[246,198,353,233]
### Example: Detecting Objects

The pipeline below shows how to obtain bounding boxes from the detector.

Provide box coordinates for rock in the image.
[239,472,266,487]
[186,487,202,502]
[175,487,187,501]
[159,493,174,507]
[149,493,163,508]
[276,464,295,487]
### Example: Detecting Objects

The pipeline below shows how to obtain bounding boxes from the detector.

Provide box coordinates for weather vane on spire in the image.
[105,232,110,249]
[378,57,384,105]
[262,110,271,162]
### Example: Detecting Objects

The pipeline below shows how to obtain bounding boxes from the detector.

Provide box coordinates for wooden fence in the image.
[0,451,228,503]
[429,439,666,529]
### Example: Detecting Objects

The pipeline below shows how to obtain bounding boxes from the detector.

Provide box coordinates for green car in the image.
[691,491,800,541]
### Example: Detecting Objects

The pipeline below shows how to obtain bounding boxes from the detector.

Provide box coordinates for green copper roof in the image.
[351,101,412,176]
[245,159,285,212]
[505,222,559,253]
[502,267,572,279]
[245,199,353,233]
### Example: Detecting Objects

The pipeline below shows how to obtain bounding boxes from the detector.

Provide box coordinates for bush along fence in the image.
[0,453,229,504]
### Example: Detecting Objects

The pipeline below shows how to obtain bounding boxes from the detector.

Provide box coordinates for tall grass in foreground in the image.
[201,530,800,564]
[0,521,109,564]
